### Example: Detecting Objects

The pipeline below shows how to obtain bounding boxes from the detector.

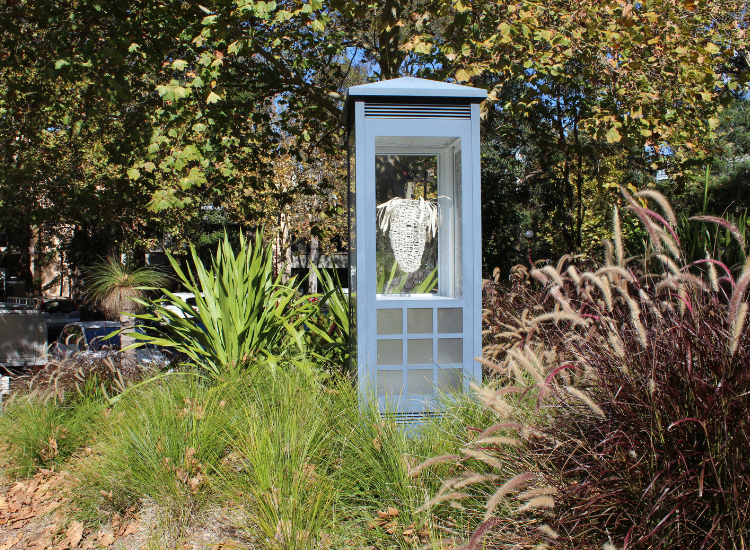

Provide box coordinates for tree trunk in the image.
[308,236,319,294]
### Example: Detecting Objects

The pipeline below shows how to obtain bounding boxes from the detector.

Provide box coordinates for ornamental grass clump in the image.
[416,188,750,549]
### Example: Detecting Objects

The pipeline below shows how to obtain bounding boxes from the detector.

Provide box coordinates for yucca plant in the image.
[415,188,750,549]
[131,232,318,378]
[305,266,350,369]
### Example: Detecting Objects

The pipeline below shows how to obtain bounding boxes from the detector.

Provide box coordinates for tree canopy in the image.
[1,0,748,281]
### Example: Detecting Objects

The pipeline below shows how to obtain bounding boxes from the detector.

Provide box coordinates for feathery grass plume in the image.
[531,311,588,327]
[505,358,525,386]
[675,272,709,292]
[579,273,613,311]
[565,386,606,418]
[462,448,507,472]
[621,187,664,254]
[472,382,516,416]
[640,290,663,323]
[606,329,626,360]
[517,496,554,513]
[614,287,648,348]
[613,206,624,267]
[730,301,748,356]
[655,276,681,294]
[708,255,719,291]
[477,422,524,440]
[690,215,746,249]
[507,348,545,386]
[540,266,566,288]
[653,253,682,277]
[537,525,560,539]
[475,436,521,447]
[637,189,677,228]
[566,265,581,286]
[728,266,750,326]
[603,239,614,267]
[655,229,682,260]
[594,266,633,283]
[407,454,460,478]
[483,473,535,521]
[548,285,578,317]
[556,254,572,274]
[415,492,471,514]
[516,486,559,500]
[453,473,501,489]
[602,544,619,550]
[531,269,550,286]
[475,357,506,376]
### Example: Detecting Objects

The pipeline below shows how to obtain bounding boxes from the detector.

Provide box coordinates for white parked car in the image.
[160,292,199,319]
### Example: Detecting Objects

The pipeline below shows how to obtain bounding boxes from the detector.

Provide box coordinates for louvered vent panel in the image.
[365,103,471,119]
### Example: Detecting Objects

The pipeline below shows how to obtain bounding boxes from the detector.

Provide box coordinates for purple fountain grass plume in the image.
[729,301,748,356]
[415,491,471,514]
[484,472,535,521]
[636,189,677,228]
[690,215,746,249]
[477,422,524,440]
[407,454,460,479]
[517,495,555,513]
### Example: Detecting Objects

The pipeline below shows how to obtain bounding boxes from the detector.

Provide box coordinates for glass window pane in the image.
[375,151,439,296]
[437,338,462,365]
[377,309,403,335]
[407,308,432,334]
[408,369,434,395]
[377,370,403,397]
[437,368,463,393]
[438,308,463,333]
[377,339,403,365]
[408,339,433,364]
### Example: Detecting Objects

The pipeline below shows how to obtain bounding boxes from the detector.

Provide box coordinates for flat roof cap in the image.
[343,77,487,123]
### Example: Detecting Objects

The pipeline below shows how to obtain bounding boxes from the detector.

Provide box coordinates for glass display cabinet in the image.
[343,77,487,416]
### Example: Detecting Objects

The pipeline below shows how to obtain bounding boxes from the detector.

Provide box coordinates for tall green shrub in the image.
[132,232,317,378]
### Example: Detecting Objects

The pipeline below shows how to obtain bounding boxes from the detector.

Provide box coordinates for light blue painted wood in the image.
[345,78,487,415]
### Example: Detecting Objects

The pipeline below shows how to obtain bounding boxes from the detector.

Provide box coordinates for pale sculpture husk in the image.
[377,197,441,273]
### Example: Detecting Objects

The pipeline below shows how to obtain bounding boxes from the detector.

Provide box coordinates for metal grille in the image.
[365,103,471,119]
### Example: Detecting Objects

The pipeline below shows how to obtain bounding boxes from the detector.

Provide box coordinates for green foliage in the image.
[131,232,317,378]
[74,375,231,523]
[0,392,103,477]
[305,266,350,369]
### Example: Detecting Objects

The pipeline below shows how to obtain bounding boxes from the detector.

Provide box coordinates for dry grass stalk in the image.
[613,207,624,267]
[517,496,555,513]
[415,492,471,514]
[483,473,535,521]
[729,301,748,356]
[565,386,606,419]
[474,436,520,447]
[461,449,506,472]
[452,473,501,489]
[516,486,558,500]
[408,454,460,479]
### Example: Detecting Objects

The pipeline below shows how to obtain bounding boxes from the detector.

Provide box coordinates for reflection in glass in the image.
[376,154,439,295]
